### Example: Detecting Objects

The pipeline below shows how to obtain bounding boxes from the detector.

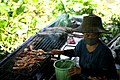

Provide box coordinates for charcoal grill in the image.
[0,33,67,80]
[0,16,68,80]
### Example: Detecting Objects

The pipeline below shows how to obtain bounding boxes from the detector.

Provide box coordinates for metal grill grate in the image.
[30,34,67,51]
[0,33,67,80]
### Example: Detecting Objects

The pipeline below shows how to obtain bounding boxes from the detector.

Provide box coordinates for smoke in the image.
[38,27,72,40]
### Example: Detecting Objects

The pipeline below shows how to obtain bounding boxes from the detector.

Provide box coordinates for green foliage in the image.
[102,14,120,43]
[54,0,97,16]
[0,0,120,60]
[110,14,120,37]
[0,0,57,59]
[94,1,120,43]
[54,0,96,27]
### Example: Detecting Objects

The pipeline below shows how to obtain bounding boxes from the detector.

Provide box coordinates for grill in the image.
[0,33,67,80]
[0,15,68,80]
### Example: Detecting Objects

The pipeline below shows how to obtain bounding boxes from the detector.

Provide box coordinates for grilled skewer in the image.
[12,46,48,70]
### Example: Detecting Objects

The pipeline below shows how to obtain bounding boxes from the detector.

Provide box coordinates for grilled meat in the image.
[13,45,46,70]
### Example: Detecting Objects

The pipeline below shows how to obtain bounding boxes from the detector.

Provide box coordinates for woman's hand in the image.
[68,66,81,76]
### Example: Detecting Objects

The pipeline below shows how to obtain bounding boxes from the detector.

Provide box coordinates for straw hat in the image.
[73,14,109,33]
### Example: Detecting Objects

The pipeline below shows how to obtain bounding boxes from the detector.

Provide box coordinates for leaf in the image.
[13,0,19,3]
[0,20,7,28]
[8,11,13,17]
[1,33,7,41]
[0,3,10,12]
[10,26,18,33]
[16,5,25,15]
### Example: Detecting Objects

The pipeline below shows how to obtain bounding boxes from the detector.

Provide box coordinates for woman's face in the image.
[83,33,99,38]
[83,33,100,45]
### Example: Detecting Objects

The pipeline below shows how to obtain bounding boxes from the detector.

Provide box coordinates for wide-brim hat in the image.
[73,14,110,33]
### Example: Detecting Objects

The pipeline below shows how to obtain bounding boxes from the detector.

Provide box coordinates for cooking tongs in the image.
[43,52,54,55]
[30,50,54,56]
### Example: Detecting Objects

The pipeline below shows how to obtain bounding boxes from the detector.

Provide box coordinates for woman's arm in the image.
[50,49,74,57]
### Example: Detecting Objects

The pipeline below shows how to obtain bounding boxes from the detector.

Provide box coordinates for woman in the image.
[50,14,118,80]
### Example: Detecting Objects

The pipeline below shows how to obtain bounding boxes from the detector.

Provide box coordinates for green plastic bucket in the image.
[54,59,75,80]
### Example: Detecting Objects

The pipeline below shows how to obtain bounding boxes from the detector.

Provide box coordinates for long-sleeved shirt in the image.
[64,39,118,79]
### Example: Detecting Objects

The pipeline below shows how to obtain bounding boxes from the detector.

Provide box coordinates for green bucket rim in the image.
[53,59,75,70]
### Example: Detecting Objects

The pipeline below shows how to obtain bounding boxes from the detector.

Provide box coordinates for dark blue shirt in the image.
[64,39,118,79]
